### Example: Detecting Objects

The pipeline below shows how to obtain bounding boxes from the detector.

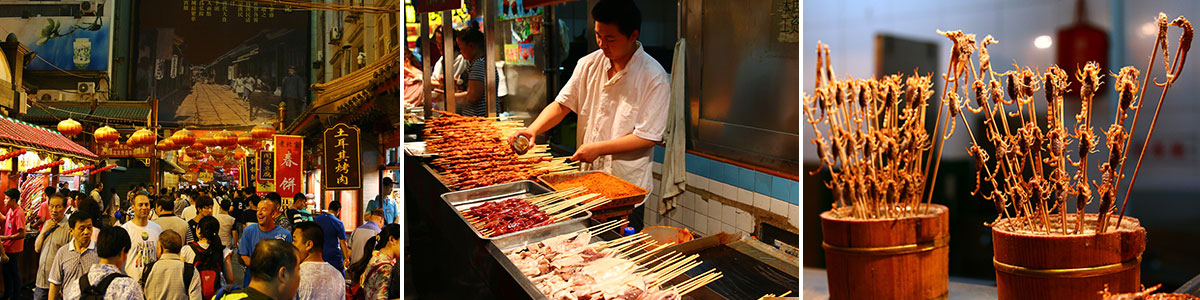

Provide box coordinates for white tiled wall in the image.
[644,162,800,236]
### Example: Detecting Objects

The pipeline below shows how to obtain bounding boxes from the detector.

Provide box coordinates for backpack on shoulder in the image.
[190,242,225,299]
[78,272,129,300]
[138,260,196,294]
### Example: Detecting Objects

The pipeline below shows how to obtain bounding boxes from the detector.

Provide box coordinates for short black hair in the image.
[382,177,394,189]
[4,188,19,200]
[196,196,214,209]
[264,192,281,205]
[292,222,324,251]
[293,193,306,201]
[157,198,175,211]
[68,210,93,229]
[592,0,641,37]
[43,187,57,197]
[457,29,485,50]
[96,226,131,258]
[327,199,341,212]
[249,239,299,281]
[220,199,233,212]
[77,198,102,219]
[248,195,262,206]
[159,230,183,254]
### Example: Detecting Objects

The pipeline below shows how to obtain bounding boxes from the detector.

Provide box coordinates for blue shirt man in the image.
[236,196,292,287]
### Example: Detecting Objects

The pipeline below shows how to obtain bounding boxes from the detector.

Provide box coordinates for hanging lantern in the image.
[94,126,119,144]
[185,148,200,157]
[250,140,262,150]
[233,148,247,159]
[130,128,155,146]
[189,140,205,151]
[251,125,275,140]
[216,130,238,147]
[57,118,82,137]
[237,132,255,148]
[210,147,227,160]
[193,151,208,160]
[199,132,218,147]
[172,129,196,146]
[156,140,175,151]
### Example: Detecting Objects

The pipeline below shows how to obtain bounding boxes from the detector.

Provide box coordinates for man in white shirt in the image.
[511,0,667,231]
[291,222,345,300]
[121,194,162,280]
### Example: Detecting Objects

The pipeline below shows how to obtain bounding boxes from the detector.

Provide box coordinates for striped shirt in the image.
[47,240,99,287]
[36,219,73,289]
[458,56,500,117]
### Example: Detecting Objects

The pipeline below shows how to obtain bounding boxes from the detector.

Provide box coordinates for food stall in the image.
[404,0,800,299]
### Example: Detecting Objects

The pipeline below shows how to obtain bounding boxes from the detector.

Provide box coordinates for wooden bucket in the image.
[992,214,1145,300]
[821,204,949,300]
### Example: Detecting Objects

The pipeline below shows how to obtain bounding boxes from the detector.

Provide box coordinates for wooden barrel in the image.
[992,214,1145,300]
[821,204,949,300]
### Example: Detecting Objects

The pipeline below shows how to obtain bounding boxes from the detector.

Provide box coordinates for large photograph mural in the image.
[135,1,310,126]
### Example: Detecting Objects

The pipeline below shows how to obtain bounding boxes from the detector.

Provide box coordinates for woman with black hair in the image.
[357,224,400,300]
[180,216,235,299]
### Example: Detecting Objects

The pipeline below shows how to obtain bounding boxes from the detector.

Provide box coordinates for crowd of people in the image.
[2,181,403,300]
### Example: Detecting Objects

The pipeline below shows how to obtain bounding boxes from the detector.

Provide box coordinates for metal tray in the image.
[404,141,435,157]
[441,180,591,240]
[537,171,649,211]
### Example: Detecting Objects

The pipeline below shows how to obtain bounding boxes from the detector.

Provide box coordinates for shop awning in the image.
[286,48,402,135]
[0,115,98,162]
[24,101,152,124]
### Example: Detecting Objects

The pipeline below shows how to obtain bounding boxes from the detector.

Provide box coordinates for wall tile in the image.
[738,167,755,191]
[788,181,799,205]
[736,210,753,232]
[653,146,664,163]
[680,207,695,228]
[771,199,790,216]
[788,204,799,227]
[772,176,792,202]
[695,198,711,218]
[721,163,739,187]
[686,173,706,191]
[754,171,773,196]
[703,159,722,181]
[723,203,737,222]
[754,192,773,212]
[737,188,754,206]
[724,223,738,234]
[708,217,723,234]
[693,211,708,234]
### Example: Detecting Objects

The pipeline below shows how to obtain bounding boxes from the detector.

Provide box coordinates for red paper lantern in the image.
[172,129,196,146]
[130,128,155,146]
[57,118,82,137]
[189,141,205,151]
[237,132,255,148]
[216,130,237,147]
[233,148,247,159]
[156,140,175,151]
[210,147,227,160]
[94,126,119,144]
[251,125,275,140]
[199,132,218,147]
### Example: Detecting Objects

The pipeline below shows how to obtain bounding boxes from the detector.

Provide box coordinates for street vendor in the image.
[509,0,667,230]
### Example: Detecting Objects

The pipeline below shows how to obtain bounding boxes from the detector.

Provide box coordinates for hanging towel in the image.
[658,39,687,215]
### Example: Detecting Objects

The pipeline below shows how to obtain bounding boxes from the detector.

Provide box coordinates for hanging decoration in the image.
[130,128,156,146]
[251,125,276,140]
[57,119,82,137]
[0,149,26,161]
[199,132,218,147]
[24,160,64,173]
[216,130,238,147]
[89,164,118,174]
[94,126,119,144]
[172,129,196,146]
[237,132,256,148]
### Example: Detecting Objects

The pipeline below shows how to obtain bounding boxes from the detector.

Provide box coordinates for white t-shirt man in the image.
[120,220,163,280]
[555,42,669,192]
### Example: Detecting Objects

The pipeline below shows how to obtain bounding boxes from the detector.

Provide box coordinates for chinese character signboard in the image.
[323,123,361,190]
[258,151,275,181]
[242,155,256,187]
[98,142,155,158]
[274,135,303,198]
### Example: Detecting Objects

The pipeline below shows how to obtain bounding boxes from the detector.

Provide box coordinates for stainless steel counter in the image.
[802,268,998,299]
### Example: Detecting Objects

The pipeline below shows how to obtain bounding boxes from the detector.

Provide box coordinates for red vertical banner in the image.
[274,135,304,199]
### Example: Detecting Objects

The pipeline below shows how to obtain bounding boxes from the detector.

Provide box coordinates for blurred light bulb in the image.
[1034,35,1053,49]
[1142,22,1158,36]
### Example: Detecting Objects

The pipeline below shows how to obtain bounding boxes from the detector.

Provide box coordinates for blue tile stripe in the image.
[652,146,798,205]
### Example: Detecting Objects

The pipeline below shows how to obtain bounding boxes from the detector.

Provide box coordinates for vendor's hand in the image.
[570,143,604,163]
[43,219,57,232]
[508,129,535,147]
